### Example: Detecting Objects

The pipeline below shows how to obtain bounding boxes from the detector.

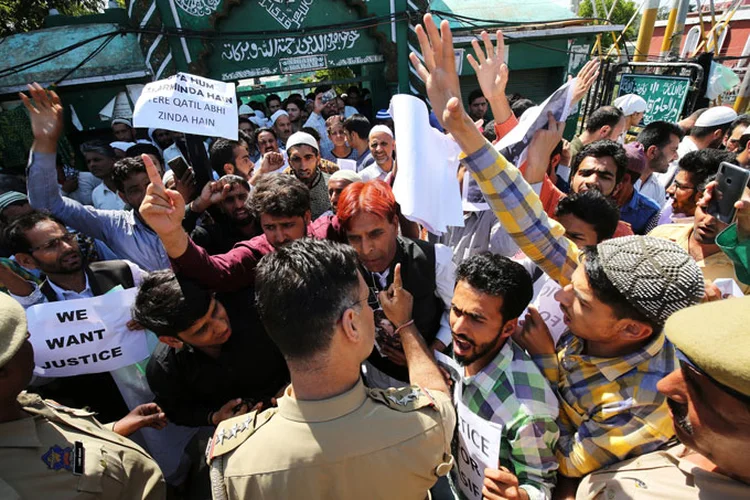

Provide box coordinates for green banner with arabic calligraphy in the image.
[618,73,691,125]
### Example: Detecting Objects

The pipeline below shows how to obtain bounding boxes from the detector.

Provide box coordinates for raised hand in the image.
[467,30,508,101]
[20,83,64,153]
[139,153,186,237]
[571,59,600,106]
[192,178,233,213]
[378,264,414,329]
[525,112,566,184]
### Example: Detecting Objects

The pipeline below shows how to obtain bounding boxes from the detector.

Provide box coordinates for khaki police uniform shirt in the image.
[576,443,750,499]
[0,392,166,499]
[208,379,456,500]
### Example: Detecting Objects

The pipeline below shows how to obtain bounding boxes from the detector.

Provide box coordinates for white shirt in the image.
[91,183,126,211]
[11,260,146,308]
[360,162,394,183]
[634,174,667,208]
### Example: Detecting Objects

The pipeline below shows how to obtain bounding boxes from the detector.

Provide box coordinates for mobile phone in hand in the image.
[707,162,750,224]
[167,155,190,180]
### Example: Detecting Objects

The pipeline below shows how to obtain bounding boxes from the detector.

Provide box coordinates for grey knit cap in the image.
[597,235,705,325]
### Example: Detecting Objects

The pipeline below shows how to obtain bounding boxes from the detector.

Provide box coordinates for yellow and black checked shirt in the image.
[462,142,676,477]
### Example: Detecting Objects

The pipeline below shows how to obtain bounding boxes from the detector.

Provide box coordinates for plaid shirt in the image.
[452,340,559,500]
[462,142,676,477]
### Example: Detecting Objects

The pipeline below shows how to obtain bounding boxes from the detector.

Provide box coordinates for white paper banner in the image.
[337,158,357,171]
[27,288,149,377]
[529,274,567,345]
[133,72,238,140]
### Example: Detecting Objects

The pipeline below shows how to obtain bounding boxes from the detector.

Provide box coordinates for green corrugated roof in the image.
[431,0,576,29]
[0,23,150,95]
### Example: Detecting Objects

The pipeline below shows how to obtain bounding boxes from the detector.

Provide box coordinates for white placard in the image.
[27,288,149,377]
[133,72,238,140]
[455,397,503,499]
[713,278,744,298]
[529,274,567,345]
[337,158,357,171]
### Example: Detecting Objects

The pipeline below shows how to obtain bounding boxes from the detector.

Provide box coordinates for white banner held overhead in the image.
[27,288,149,377]
[133,72,238,140]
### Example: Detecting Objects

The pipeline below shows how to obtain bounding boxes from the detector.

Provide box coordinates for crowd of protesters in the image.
[1,14,750,500]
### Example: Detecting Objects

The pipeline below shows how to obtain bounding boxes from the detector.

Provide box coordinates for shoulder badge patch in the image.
[207,408,277,461]
[41,445,73,472]
[368,385,436,412]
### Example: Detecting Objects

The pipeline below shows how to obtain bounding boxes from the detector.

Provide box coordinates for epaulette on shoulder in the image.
[367,385,438,412]
[207,408,277,461]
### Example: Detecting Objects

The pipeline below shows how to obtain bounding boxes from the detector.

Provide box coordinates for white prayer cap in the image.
[238,104,253,116]
[286,132,319,152]
[254,110,266,119]
[614,94,647,116]
[329,170,362,183]
[110,141,135,151]
[270,110,289,125]
[694,106,738,127]
[111,118,132,127]
[369,124,394,138]
[162,170,175,186]
[249,116,266,127]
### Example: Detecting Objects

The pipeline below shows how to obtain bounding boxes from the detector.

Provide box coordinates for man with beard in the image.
[447,253,559,500]
[661,149,734,224]
[360,125,396,183]
[186,175,259,255]
[634,121,683,208]
[285,132,332,219]
[251,127,288,178]
[567,107,627,160]
[111,117,137,142]
[577,297,750,498]
[649,190,750,294]
[0,212,145,421]
[407,15,705,496]
[654,106,738,188]
[270,110,293,147]
[23,84,170,271]
[209,138,254,180]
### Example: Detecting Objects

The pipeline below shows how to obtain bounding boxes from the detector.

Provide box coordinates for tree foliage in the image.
[300,67,356,95]
[579,0,639,40]
[0,0,103,37]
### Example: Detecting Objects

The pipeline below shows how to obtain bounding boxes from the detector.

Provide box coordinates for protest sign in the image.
[133,73,238,140]
[337,158,357,171]
[455,398,503,499]
[529,275,567,345]
[27,288,149,377]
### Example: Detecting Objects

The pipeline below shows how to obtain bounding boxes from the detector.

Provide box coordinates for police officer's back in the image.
[0,293,166,498]
[207,239,456,499]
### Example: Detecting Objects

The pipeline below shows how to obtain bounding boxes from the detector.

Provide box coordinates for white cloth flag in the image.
[27,288,149,377]
[389,94,464,234]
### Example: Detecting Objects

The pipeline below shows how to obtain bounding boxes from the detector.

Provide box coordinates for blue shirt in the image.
[620,189,661,235]
[27,152,170,271]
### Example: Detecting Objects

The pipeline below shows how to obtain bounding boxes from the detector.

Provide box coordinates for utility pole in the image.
[659,0,690,59]
[634,0,660,61]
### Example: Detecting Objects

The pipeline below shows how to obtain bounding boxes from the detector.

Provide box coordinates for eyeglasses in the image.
[671,180,696,192]
[339,295,370,321]
[29,233,77,253]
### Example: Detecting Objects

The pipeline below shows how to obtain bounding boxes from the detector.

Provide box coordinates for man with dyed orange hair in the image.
[337,180,455,388]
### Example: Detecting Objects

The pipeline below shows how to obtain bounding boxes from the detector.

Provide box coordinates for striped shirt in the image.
[461,142,677,477]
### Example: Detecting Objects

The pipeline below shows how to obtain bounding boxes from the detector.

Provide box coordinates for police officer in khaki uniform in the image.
[577,296,750,499]
[0,293,167,499]
[207,239,455,499]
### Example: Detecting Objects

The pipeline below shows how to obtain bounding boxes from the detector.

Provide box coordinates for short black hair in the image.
[637,121,684,150]
[555,190,620,242]
[313,85,332,98]
[210,139,241,177]
[571,140,629,185]
[585,106,624,133]
[218,174,251,192]
[238,116,254,127]
[468,89,485,105]
[254,126,277,143]
[126,143,163,165]
[482,120,497,143]
[582,245,661,332]
[692,122,733,139]
[678,149,736,192]
[255,239,360,361]
[454,253,533,322]
[80,139,116,159]
[300,126,321,144]
[112,156,147,192]
[132,270,213,338]
[265,94,281,106]
[343,114,372,140]
[251,174,310,218]
[4,211,66,254]
[511,98,535,119]
[730,114,750,134]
